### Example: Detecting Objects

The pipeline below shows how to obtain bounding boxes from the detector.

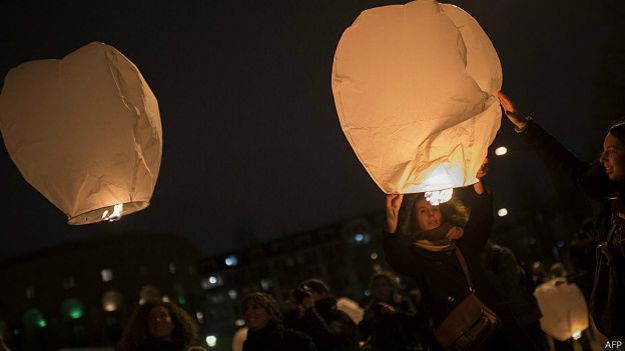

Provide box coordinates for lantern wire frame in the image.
[424,188,453,205]
[67,201,149,225]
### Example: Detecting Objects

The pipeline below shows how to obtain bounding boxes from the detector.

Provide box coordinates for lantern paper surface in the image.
[0,42,162,224]
[534,278,589,341]
[337,297,365,324]
[332,0,502,193]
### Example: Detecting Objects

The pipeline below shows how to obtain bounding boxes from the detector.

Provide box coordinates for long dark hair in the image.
[118,300,198,350]
[608,121,625,145]
[398,193,469,234]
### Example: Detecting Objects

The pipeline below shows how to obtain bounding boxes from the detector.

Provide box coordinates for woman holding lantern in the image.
[383,163,538,351]
[498,92,625,339]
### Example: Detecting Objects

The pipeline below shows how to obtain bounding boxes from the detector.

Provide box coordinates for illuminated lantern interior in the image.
[534,278,589,341]
[0,42,162,225]
[332,0,501,194]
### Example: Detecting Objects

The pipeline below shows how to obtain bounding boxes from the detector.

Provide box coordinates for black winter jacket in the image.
[243,322,317,351]
[359,296,425,351]
[519,121,625,337]
[383,188,504,326]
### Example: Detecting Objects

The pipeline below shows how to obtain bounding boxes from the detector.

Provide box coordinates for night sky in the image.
[1,1,624,261]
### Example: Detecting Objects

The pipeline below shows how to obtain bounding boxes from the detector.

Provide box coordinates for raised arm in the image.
[498,92,611,199]
[456,184,493,253]
[383,194,423,276]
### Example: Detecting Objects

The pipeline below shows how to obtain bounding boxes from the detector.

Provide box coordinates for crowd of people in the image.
[3,95,623,351]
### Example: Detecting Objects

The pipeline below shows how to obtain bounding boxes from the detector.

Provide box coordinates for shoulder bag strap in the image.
[455,248,475,293]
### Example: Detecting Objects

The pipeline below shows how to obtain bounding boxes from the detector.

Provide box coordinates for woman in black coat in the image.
[499,92,625,338]
[384,168,537,351]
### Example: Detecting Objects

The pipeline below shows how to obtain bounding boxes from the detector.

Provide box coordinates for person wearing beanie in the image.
[241,292,317,351]
[283,279,358,351]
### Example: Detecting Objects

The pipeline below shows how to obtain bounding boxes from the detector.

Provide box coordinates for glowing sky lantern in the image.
[534,278,589,341]
[0,42,162,224]
[332,0,502,195]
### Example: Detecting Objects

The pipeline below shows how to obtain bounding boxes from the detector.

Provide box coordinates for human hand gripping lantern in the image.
[0,42,162,224]
[332,0,502,203]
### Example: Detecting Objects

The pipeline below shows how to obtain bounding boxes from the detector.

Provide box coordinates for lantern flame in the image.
[102,203,124,222]
[425,189,453,205]
[572,330,581,340]
[103,302,117,312]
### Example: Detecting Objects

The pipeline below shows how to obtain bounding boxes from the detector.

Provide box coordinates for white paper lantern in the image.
[232,327,248,351]
[0,42,162,224]
[337,297,365,324]
[534,278,589,342]
[332,0,502,194]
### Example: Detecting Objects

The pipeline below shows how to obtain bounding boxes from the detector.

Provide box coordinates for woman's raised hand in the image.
[473,157,488,195]
[498,91,527,130]
[386,194,403,233]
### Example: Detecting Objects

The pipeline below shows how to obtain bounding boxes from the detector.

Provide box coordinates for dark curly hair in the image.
[241,292,282,323]
[117,300,198,350]
[398,193,469,234]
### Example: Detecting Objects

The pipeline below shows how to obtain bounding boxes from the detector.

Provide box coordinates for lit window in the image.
[228,289,238,300]
[101,269,114,282]
[354,233,371,244]
[201,275,223,290]
[206,335,217,348]
[225,255,238,267]
[260,279,272,290]
[168,263,177,274]
[25,287,35,299]
[208,294,226,304]
[62,276,75,289]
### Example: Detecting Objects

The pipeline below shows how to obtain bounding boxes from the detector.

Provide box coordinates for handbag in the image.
[433,248,501,351]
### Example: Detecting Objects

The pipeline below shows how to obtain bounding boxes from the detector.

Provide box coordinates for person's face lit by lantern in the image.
[148,306,174,340]
[600,133,625,182]
[372,277,393,302]
[415,197,442,231]
[244,302,272,332]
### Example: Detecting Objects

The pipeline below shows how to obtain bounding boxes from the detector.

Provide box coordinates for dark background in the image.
[1,0,624,261]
